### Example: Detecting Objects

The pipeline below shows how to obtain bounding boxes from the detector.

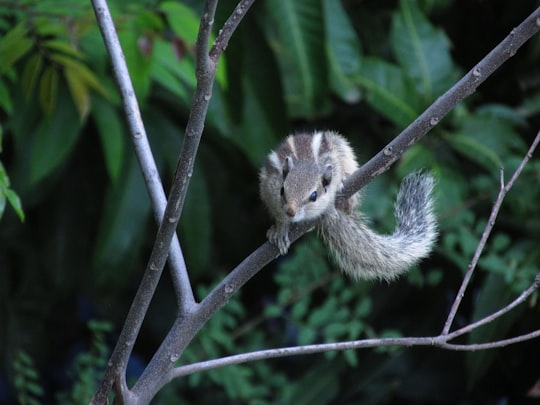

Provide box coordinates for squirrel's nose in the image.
[286,206,296,217]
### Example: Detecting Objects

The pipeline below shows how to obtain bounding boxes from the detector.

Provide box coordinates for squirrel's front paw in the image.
[266,223,290,255]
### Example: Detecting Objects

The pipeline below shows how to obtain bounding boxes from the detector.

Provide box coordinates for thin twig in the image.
[445,272,540,340]
[89,0,193,311]
[167,273,540,378]
[439,329,540,351]
[169,326,540,379]
[442,130,540,334]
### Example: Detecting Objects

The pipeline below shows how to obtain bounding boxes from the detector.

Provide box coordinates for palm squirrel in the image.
[259,131,437,281]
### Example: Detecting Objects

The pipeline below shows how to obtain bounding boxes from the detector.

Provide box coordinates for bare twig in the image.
[442,131,540,334]
[90,0,193,310]
[168,273,540,378]
[169,325,540,379]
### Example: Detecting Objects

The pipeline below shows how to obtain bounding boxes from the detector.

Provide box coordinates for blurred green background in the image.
[1,0,540,403]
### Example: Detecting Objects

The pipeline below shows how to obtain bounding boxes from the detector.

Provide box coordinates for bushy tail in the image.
[319,171,437,281]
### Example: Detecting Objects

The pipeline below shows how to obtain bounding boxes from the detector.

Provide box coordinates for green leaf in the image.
[4,188,25,222]
[391,0,455,99]
[64,63,91,120]
[92,100,125,184]
[466,273,525,387]
[21,53,43,99]
[31,85,82,185]
[356,57,419,127]
[118,29,152,105]
[260,0,329,118]
[447,133,502,171]
[50,53,108,98]
[150,39,194,101]
[39,66,59,116]
[43,39,85,59]
[0,191,5,220]
[159,1,200,46]
[0,22,33,74]
[93,154,151,282]
[0,79,11,113]
[180,163,212,272]
[322,0,362,103]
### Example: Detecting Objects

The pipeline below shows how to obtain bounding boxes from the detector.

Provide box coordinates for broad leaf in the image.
[31,86,81,185]
[446,133,502,171]
[0,22,33,74]
[260,0,329,118]
[466,273,525,387]
[150,39,195,101]
[357,57,419,127]
[4,187,24,222]
[92,100,125,184]
[39,66,59,116]
[159,1,200,46]
[0,79,12,114]
[64,64,91,120]
[322,0,362,103]
[391,0,455,100]
[180,163,212,273]
[93,153,151,283]
[21,53,43,99]
[50,53,108,98]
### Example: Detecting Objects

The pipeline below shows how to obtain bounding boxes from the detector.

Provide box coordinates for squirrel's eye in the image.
[309,191,317,202]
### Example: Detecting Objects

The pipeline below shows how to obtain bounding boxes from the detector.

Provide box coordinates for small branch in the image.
[446,272,540,340]
[209,0,256,61]
[169,326,540,379]
[442,130,540,334]
[90,0,194,310]
[131,235,276,402]
[439,329,540,351]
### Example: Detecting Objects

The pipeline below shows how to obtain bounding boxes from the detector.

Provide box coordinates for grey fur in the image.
[260,131,437,281]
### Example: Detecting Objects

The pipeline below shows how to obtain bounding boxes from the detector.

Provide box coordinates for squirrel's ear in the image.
[322,164,332,188]
[283,156,294,178]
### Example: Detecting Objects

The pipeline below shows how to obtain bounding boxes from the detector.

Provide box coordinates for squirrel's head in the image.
[280,156,334,222]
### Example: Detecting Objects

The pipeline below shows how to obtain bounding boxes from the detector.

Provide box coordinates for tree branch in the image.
[442,130,540,334]
[90,0,194,311]
[90,1,258,403]
[90,0,194,402]
[168,271,540,378]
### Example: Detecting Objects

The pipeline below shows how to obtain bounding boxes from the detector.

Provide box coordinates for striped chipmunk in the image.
[259,131,437,281]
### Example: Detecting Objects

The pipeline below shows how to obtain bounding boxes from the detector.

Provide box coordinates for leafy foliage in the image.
[13,350,43,405]
[1,0,540,403]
